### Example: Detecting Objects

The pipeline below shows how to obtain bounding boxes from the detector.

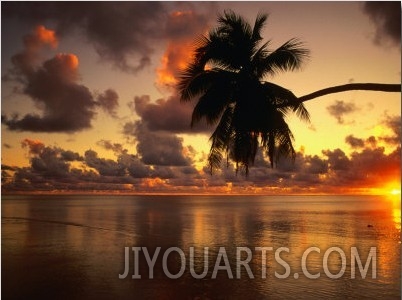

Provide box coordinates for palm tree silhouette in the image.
[178,11,400,175]
[178,11,310,175]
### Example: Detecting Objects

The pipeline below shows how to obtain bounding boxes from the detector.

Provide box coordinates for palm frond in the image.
[275,126,296,164]
[191,80,233,126]
[218,10,253,40]
[231,131,259,175]
[179,68,236,103]
[208,105,234,173]
[290,103,310,122]
[263,82,310,122]
[178,62,206,101]
[252,12,268,41]
[251,41,270,77]
[261,38,310,77]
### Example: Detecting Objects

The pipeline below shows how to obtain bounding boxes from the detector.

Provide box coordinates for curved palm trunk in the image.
[298,83,401,103]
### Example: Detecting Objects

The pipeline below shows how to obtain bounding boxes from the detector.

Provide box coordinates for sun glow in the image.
[369,180,401,196]
[390,189,401,195]
[386,181,401,196]
[379,180,401,196]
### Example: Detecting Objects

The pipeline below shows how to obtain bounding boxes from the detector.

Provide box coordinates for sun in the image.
[377,181,401,196]
[385,181,401,197]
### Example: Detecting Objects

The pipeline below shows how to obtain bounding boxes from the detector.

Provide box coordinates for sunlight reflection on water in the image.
[2,194,401,299]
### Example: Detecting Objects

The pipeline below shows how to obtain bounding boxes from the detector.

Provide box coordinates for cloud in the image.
[2,2,217,74]
[2,132,400,194]
[362,2,401,47]
[348,146,400,185]
[322,148,350,171]
[2,2,167,73]
[3,52,95,132]
[3,109,401,194]
[21,138,45,155]
[2,26,120,133]
[8,25,58,74]
[368,136,379,148]
[118,153,151,179]
[84,150,127,177]
[21,138,82,178]
[157,9,212,88]
[2,138,203,192]
[97,139,126,155]
[132,94,210,134]
[132,121,192,166]
[379,114,401,145]
[95,89,119,118]
[345,135,365,148]
[60,150,82,162]
[326,100,358,124]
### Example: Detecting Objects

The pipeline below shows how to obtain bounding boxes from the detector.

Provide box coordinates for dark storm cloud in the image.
[326,100,358,124]
[133,94,210,133]
[96,89,119,118]
[362,2,401,47]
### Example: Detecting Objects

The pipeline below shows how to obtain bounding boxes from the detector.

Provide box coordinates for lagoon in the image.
[2,194,400,299]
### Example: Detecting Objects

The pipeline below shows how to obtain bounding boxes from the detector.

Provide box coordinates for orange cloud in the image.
[141,177,168,189]
[24,25,58,51]
[35,25,58,48]
[60,53,79,70]
[21,138,45,155]
[157,41,193,88]
[156,10,208,89]
[11,25,59,74]
[51,53,80,80]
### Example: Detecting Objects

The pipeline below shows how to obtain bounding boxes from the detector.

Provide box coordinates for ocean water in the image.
[2,194,401,299]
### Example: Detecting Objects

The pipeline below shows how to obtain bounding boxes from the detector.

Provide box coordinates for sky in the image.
[1,1,401,195]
